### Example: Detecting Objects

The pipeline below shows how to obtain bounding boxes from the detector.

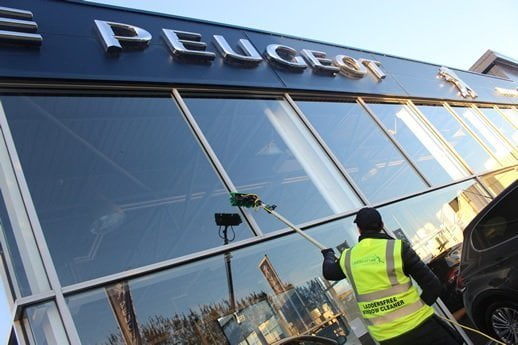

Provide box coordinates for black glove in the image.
[321,248,335,258]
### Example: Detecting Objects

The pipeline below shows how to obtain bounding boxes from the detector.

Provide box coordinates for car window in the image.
[472,188,518,250]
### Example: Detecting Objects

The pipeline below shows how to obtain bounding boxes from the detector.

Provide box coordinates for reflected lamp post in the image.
[215,213,242,313]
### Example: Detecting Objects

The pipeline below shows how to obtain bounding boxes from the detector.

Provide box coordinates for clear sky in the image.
[87,0,518,70]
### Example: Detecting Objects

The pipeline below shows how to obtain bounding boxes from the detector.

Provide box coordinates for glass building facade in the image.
[0,1,517,344]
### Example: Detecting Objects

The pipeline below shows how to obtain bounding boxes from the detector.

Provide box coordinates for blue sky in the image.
[87,0,518,70]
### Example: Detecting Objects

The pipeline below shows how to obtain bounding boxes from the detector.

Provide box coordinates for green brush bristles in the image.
[230,192,261,208]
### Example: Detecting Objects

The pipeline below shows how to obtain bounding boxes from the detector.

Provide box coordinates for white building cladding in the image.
[0,1,517,344]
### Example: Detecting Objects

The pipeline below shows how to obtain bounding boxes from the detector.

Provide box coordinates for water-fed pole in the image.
[230,192,327,251]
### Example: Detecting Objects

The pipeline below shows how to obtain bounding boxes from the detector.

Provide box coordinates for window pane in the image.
[497,107,518,128]
[379,180,489,262]
[24,302,69,345]
[416,105,499,173]
[476,107,518,145]
[480,167,518,196]
[451,106,516,166]
[296,100,427,203]
[378,180,490,315]
[472,187,517,250]
[367,103,467,185]
[2,95,249,286]
[0,191,32,297]
[68,218,365,345]
[183,97,361,233]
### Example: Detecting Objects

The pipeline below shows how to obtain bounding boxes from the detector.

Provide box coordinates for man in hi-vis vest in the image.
[322,207,462,345]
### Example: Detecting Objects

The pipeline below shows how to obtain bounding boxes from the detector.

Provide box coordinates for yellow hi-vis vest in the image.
[339,238,434,341]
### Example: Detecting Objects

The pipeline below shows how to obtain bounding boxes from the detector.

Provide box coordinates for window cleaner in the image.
[229,192,506,345]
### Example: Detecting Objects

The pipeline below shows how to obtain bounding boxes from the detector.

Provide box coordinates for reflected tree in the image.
[100,291,269,345]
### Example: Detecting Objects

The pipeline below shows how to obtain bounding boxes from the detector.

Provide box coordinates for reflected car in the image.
[459,180,518,345]
[428,243,464,314]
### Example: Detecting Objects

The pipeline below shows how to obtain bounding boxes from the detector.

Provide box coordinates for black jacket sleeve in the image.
[322,250,346,281]
[401,241,442,305]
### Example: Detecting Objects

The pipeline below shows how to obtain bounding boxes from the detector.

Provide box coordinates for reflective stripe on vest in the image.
[362,299,426,326]
[339,238,434,341]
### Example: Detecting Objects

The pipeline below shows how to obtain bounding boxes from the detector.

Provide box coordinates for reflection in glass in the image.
[480,167,518,196]
[24,302,69,345]
[451,106,516,166]
[183,97,361,233]
[476,107,518,145]
[497,107,518,128]
[367,103,467,185]
[68,217,364,345]
[295,100,427,203]
[0,191,32,297]
[379,180,490,315]
[1,95,248,286]
[416,105,499,173]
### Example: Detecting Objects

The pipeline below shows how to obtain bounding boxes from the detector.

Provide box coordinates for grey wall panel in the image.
[0,0,516,105]
[455,69,518,105]
[372,54,518,104]
[0,0,285,88]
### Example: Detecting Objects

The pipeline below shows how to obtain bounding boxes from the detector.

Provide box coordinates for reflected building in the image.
[0,1,517,345]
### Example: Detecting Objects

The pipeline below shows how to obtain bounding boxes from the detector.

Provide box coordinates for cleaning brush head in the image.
[230,192,262,208]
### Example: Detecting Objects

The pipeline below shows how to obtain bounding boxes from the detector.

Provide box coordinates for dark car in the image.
[459,180,518,345]
[428,243,464,314]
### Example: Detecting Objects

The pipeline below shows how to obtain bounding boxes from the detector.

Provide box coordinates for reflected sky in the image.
[1,95,251,286]
[367,103,465,185]
[478,107,518,146]
[416,104,499,173]
[296,100,427,203]
[184,96,361,232]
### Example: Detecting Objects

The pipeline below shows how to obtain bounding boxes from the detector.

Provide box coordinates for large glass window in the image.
[476,106,518,146]
[183,96,361,233]
[295,100,427,203]
[378,180,490,315]
[379,180,489,263]
[451,106,516,166]
[1,95,247,286]
[416,104,499,173]
[366,103,467,186]
[67,217,364,345]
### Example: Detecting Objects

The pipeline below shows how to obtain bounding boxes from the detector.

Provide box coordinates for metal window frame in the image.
[357,97,432,187]
[0,81,515,345]
[0,96,80,344]
[471,105,518,159]
[443,102,505,167]
[284,94,369,205]
[494,105,518,130]
[171,89,264,236]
